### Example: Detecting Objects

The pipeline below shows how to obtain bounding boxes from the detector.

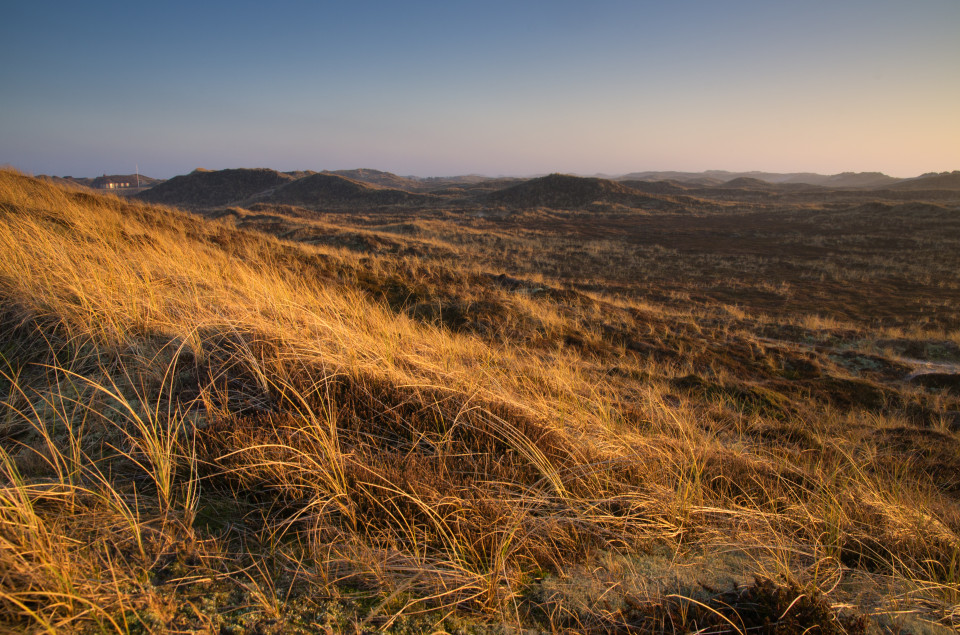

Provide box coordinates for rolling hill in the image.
[620,170,902,188]
[322,168,423,191]
[485,173,670,209]
[891,171,960,190]
[717,176,779,190]
[264,172,430,207]
[136,167,295,207]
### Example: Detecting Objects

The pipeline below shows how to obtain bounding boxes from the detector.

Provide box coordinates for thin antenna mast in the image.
[136,164,140,188]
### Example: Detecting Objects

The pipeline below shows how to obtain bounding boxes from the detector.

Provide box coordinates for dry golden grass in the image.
[1,169,958,633]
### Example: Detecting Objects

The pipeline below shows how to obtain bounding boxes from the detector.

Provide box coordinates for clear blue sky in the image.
[2,0,957,178]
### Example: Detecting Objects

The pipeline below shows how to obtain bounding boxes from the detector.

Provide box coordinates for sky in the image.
[1,1,958,179]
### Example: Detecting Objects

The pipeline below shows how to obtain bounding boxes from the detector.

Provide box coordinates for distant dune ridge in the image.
[322,168,423,191]
[49,167,960,198]
[890,171,960,191]
[619,170,904,188]
[484,173,674,209]
[50,166,952,211]
[136,168,295,207]
[263,172,430,207]
[715,177,778,190]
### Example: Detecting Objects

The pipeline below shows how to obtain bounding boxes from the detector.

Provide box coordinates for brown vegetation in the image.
[1,169,959,633]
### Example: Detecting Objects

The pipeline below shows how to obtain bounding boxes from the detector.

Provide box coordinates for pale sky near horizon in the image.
[1,1,957,179]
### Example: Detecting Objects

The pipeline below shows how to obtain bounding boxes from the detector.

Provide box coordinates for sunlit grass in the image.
[0,169,958,632]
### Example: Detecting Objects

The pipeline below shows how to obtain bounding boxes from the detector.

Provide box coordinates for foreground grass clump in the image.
[1,170,958,633]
